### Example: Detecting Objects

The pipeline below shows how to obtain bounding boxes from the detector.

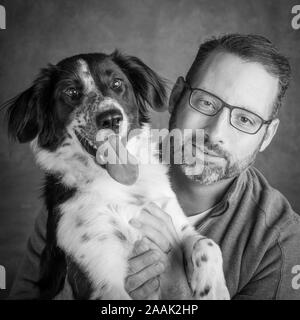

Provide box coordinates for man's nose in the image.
[204,108,230,144]
[96,109,123,133]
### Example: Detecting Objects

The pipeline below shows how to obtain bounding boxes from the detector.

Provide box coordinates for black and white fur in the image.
[5,51,229,300]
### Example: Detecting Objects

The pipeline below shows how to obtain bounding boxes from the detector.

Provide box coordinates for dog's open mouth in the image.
[75,131,98,157]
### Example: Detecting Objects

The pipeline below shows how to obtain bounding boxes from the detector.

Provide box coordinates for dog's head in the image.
[5,51,166,157]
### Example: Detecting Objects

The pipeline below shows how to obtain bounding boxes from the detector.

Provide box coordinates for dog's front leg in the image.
[62,236,133,299]
[57,207,133,300]
[181,234,230,300]
[162,198,230,300]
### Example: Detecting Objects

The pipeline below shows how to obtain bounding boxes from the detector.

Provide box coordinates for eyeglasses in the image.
[184,81,273,134]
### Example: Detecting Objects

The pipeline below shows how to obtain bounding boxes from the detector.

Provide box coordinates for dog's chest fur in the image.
[32,125,185,298]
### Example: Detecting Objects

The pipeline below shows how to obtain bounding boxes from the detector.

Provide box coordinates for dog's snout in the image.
[96,109,123,133]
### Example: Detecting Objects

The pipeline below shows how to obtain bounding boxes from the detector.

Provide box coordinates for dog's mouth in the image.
[75,131,98,157]
[74,127,140,185]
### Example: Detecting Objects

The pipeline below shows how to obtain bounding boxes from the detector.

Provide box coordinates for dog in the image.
[5,51,230,300]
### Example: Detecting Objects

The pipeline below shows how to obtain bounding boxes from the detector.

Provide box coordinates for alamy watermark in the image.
[292,265,300,290]
[96,128,207,176]
[0,5,5,30]
[291,5,300,30]
[0,265,5,290]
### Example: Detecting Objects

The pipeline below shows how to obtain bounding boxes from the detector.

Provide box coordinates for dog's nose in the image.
[96,110,123,133]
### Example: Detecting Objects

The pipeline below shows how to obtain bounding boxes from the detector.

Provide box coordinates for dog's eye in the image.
[111,79,123,90]
[64,88,81,99]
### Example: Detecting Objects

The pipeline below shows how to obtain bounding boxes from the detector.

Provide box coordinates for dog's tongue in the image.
[95,131,139,185]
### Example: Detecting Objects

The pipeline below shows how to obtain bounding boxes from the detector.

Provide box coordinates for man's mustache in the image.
[191,134,231,161]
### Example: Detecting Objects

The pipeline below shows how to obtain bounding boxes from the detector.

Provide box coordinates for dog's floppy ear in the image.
[111,51,167,115]
[4,65,56,143]
[4,86,39,143]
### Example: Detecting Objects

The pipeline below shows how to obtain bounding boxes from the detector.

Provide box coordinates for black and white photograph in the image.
[0,0,300,305]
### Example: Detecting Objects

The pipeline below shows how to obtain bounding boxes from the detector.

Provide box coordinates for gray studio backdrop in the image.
[0,0,299,298]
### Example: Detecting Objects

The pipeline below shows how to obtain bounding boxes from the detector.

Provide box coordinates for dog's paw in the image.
[182,236,230,300]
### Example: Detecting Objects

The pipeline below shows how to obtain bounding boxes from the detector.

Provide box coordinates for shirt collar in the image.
[210,168,248,217]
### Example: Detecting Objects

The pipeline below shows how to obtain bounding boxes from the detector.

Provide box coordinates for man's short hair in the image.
[186,34,291,117]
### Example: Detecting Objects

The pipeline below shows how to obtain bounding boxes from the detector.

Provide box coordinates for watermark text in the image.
[291,5,300,30]
[0,265,5,290]
[0,5,6,30]
[292,265,300,290]
[95,128,205,175]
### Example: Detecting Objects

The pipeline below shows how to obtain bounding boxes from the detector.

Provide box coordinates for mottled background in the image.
[0,0,299,299]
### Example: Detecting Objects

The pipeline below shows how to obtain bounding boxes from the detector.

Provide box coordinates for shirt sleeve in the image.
[8,207,47,299]
[232,218,300,300]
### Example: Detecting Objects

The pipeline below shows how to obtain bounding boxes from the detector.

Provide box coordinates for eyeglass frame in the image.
[183,80,274,135]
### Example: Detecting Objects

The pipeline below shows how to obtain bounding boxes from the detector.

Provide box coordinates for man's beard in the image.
[181,147,257,185]
[173,133,263,185]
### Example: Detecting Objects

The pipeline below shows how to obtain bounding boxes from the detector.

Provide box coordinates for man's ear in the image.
[259,118,280,152]
[168,76,186,114]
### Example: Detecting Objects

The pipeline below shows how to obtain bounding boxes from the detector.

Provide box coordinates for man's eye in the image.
[239,116,254,125]
[64,88,81,99]
[199,99,216,110]
[111,79,123,90]
[203,100,213,107]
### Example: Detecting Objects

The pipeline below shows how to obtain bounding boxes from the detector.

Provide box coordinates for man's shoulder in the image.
[244,167,300,238]
[220,168,300,299]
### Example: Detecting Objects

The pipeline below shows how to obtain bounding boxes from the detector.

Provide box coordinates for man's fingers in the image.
[130,218,172,253]
[125,260,165,292]
[140,209,176,244]
[127,248,162,276]
[128,238,149,259]
[144,202,179,243]
[129,277,160,300]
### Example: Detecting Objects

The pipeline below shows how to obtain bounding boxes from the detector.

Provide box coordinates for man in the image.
[123,34,300,300]
[9,34,300,300]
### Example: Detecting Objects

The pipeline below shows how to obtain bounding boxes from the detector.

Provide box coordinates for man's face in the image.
[169,51,279,184]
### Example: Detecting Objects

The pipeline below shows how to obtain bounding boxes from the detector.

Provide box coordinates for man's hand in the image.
[125,238,165,299]
[126,202,194,299]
